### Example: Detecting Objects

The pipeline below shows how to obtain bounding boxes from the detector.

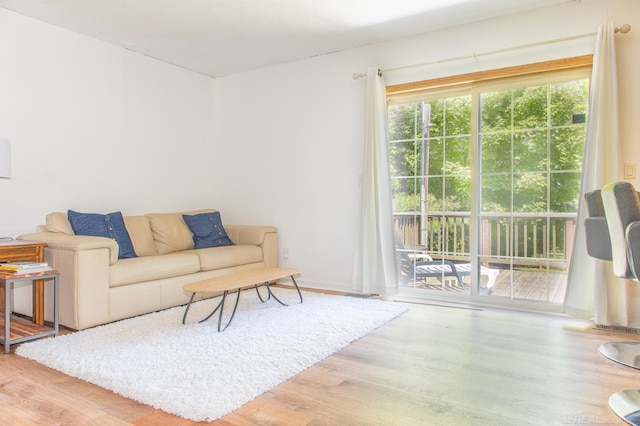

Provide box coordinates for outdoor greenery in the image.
[388,79,589,214]
[389,78,590,259]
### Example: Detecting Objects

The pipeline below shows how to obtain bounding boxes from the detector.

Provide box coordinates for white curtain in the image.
[352,67,398,295]
[565,23,624,324]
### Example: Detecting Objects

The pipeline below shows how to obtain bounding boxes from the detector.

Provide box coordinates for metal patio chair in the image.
[395,231,499,291]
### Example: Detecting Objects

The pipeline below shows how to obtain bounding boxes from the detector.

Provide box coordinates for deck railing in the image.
[394,211,577,270]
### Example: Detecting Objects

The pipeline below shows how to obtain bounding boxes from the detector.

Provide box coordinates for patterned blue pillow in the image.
[67,210,137,259]
[182,211,234,249]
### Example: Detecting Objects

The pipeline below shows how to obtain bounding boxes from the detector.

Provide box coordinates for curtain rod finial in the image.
[616,24,631,34]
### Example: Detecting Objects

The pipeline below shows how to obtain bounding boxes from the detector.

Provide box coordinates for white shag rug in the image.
[16,288,408,422]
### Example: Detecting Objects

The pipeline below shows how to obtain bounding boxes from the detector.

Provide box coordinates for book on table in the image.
[0,261,52,274]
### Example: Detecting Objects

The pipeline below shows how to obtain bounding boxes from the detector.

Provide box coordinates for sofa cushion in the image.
[182,211,234,249]
[187,244,263,271]
[123,216,158,257]
[146,209,215,255]
[109,252,201,287]
[67,210,137,259]
[46,212,74,234]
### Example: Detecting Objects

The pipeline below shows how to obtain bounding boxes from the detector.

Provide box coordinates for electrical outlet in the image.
[624,163,636,179]
[282,248,290,260]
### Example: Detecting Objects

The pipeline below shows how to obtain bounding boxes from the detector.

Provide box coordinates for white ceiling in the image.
[0,0,573,78]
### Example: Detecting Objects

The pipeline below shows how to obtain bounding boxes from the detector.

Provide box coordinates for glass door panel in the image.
[478,78,588,303]
[390,74,588,305]
[390,96,473,293]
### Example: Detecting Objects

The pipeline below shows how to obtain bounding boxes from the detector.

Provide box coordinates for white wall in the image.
[213,0,640,291]
[1,0,639,294]
[0,8,217,236]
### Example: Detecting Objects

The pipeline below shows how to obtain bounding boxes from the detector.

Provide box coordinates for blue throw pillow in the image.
[183,211,234,249]
[67,210,137,259]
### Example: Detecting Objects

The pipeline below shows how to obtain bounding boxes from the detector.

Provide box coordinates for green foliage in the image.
[390,78,589,261]
[389,79,589,215]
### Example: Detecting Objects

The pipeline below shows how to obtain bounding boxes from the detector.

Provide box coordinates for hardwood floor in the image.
[2,299,640,425]
[404,269,568,303]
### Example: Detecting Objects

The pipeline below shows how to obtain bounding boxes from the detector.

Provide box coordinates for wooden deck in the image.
[402,268,568,304]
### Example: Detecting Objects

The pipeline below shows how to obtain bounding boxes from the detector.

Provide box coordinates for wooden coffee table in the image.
[181,267,302,331]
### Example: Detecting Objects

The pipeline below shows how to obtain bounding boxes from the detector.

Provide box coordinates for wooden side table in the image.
[0,240,48,325]
[0,269,59,353]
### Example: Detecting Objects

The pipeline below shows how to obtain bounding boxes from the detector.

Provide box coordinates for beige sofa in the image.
[17,210,278,330]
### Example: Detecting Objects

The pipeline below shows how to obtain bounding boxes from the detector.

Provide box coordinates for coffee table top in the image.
[183,267,300,293]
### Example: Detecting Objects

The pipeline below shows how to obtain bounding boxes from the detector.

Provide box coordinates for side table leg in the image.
[0,284,4,315]
[33,279,44,325]
[4,281,11,354]
[53,275,59,336]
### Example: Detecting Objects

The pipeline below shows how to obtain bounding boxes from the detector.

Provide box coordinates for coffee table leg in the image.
[183,293,226,325]
[200,296,225,324]
[182,293,196,324]
[218,289,242,332]
[291,276,303,303]
[265,275,303,306]
[254,284,271,302]
[182,289,241,332]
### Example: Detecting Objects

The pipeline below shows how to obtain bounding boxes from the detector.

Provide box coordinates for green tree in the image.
[389,78,588,215]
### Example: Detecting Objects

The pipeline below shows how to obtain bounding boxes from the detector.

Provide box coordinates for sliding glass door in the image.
[389,69,590,307]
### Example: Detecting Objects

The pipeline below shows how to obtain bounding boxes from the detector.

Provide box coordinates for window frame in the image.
[386,55,593,99]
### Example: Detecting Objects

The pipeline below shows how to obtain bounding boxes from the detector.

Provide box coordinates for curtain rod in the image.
[352,23,631,80]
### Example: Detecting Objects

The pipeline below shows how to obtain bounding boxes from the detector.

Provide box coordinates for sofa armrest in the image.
[18,232,120,265]
[16,232,114,330]
[225,225,276,246]
[225,225,278,268]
